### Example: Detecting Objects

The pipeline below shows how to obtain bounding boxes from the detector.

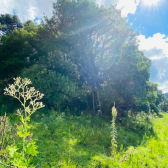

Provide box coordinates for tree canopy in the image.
[0,0,164,116]
[0,14,23,35]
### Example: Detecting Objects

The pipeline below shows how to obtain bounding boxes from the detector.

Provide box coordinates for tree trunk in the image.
[92,89,95,113]
[94,82,102,115]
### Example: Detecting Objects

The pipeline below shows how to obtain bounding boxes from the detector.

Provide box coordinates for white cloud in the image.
[94,0,139,16]
[138,33,168,92]
[0,0,53,22]
[138,33,168,60]
[0,0,140,23]
[0,0,15,14]
[27,6,37,21]
[95,0,118,6]
[117,0,139,17]
[158,81,168,93]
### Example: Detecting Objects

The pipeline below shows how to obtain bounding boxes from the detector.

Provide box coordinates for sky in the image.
[1,0,168,93]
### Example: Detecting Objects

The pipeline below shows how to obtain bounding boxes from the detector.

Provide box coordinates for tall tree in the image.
[0,20,50,80]
[44,0,151,114]
[0,1,160,115]
[0,14,23,35]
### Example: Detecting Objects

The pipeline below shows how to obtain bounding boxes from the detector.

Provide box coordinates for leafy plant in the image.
[3,77,44,168]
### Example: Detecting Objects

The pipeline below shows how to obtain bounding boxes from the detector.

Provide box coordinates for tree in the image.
[99,44,151,115]
[0,1,161,115]
[0,20,49,113]
[0,20,49,80]
[21,65,89,111]
[0,14,23,35]
[44,0,152,114]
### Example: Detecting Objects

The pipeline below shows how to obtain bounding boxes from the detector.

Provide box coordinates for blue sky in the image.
[128,0,167,37]
[127,0,168,93]
[1,0,168,92]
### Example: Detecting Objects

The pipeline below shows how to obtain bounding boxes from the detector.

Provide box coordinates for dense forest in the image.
[0,0,168,167]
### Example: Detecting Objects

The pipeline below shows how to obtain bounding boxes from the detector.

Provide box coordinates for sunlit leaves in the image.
[8,146,18,157]
[17,125,30,138]
[25,141,38,156]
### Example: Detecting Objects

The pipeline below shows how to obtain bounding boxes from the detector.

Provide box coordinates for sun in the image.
[142,0,161,6]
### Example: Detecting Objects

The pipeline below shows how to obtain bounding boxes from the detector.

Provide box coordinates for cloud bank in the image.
[138,33,168,93]
[117,0,139,16]
[94,0,140,16]
[0,0,139,23]
[0,0,53,22]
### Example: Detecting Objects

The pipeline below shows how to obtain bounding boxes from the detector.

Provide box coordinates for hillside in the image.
[0,1,167,167]
[23,111,168,167]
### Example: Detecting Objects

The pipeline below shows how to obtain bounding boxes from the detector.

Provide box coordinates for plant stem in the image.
[0,113,7,155]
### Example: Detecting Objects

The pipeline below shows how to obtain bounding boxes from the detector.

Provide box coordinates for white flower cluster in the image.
[4,77,45,116]
[112,102,117,119]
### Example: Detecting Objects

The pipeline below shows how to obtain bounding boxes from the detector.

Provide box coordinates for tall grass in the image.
[25,110,168,168]
[1,100,168,167]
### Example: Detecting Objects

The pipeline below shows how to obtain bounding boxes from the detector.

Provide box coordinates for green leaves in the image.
[0,14,23,35]
[7,140,38,167]
[25,141,38,156]
[0,1,158,115]
[21,66,88,110]
[17,125,30,138]
[8,145,18,157]
[0,20,44,80]
[43,0,156,114]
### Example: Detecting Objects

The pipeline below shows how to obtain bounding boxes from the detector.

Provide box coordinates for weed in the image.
[2,77,44,168]
[111,103,117,157]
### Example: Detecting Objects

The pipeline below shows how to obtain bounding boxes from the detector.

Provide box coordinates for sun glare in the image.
[142,0,161,6]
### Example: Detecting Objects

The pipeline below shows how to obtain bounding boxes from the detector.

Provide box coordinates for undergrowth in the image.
[2,105,168,167]
[25,110,166,168]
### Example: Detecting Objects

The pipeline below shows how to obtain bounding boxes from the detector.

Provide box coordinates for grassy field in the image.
[19,110,168,168]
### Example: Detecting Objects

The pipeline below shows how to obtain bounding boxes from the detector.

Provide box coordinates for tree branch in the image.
[0,161,18,168]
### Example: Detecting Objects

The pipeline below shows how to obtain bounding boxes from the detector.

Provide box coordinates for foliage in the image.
[0,14,23,35]
[43,0,158,114]
[158,98,168,112]
[21,65,90,111]
[99,44,152,115]
[0,1,167,167]
[22,109,165,168]
[0,0,163,114]
[2,77,44,168]
[0,22,45,80]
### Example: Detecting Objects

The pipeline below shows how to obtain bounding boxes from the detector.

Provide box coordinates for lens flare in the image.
[142,0,161,6]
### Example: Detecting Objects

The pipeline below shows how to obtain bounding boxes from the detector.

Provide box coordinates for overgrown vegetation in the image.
[2,107,168,167]
[0,0,164,115]
[0,0,167,167]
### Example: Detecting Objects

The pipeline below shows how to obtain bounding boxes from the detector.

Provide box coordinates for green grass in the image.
[24,111,167,168]
[2,111,168,167]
